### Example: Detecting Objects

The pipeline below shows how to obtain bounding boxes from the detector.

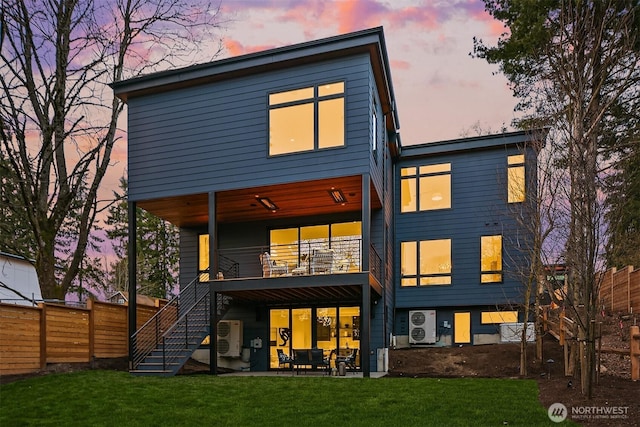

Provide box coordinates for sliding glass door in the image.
[269,306,360,369]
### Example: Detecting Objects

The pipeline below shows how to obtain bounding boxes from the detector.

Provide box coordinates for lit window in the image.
[481,311,518,324]
[481,235,502,283]
[401,163,451,212]
[269,82,344,156]
[198,234,209,281]
[508,154,525,203]
[400,241,417,286]
[400,167,417,212]
[401,239,451,286]
[269,222,361,272]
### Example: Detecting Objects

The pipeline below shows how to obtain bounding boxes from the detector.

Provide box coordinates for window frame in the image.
[480,234,503,283]
[400,163,451,213]
[268,81,345,157]
[481,311,518,324]
[507,154,525,203]
[400,238,452,287]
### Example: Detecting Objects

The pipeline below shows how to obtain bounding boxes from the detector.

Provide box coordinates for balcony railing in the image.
[204,238,381,282]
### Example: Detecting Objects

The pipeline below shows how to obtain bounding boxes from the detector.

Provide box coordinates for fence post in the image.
[87,299,95,362]
[631,325,639,381]
[38,303,47,369]
[627,266,632,314]
[610,267,615,312]
[559,309,565,346]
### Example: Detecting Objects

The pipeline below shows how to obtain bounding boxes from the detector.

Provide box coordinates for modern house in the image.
[112,27,544,377]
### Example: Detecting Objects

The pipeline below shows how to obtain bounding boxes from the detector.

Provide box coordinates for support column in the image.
[361,174,371,377]
[361,283,371,377]
[208,191,218,375]
[128,201,137,369]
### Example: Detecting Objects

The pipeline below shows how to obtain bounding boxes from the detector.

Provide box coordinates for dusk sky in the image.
[102,0,518,255]
[216,0,517,144]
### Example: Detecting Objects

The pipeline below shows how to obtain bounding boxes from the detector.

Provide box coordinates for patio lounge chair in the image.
[310,249,334,274]
[259,252,288,277]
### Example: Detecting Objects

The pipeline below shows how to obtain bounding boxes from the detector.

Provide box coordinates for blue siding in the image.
[179,228,199,289]
[394,145,531,309]
[127,55,376,202]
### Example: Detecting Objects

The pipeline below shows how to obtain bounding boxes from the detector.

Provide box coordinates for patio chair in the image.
[321,349,335,374]
[276,349,293,374]
[309,348,329,375]
[310,249,334,274]
[259,252,289,277]
[336,348,358,373]
[293,349,310,375]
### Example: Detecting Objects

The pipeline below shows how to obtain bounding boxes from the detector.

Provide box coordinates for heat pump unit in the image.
[500,322,535,343]
[409,310,436,344]
[217,320,242,357]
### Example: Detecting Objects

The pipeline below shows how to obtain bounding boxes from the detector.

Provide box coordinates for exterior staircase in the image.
[130,273,231,376]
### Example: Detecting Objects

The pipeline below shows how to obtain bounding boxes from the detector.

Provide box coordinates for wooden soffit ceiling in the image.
[137,176,382,228]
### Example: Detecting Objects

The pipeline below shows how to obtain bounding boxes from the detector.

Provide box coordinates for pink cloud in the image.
[391,59,410,70]
[225,0,456,41]
[223,38,277,57]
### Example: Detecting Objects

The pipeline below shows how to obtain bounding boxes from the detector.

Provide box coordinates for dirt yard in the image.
[388,313,638,426]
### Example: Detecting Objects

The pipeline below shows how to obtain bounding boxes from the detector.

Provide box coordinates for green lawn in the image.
[0,371,570,426]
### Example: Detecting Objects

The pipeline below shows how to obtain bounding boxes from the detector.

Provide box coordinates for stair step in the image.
[138,362,182,368]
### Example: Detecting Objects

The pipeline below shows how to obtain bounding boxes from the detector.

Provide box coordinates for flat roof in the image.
[111,27,399,132]
[399,129,548,159]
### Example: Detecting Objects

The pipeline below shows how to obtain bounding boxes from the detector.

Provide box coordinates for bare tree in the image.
[0,0,224,299]
[475,0,639,397]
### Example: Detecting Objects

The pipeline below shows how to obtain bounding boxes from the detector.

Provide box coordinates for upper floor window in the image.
[401,239,452,286]
[269,82,344,156]
[508,154,525,203]
[481,235,502,283]
[401,163,451,212]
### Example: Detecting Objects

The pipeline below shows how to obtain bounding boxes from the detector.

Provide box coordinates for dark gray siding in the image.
[179,228,199,289]
[394,145,530,308]
[127,55,374,202]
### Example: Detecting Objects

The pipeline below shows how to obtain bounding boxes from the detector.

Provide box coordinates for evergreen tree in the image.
[105,177,179,299]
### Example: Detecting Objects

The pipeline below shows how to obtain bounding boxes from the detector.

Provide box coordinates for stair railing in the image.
[156,291,210,371]
[131,272,208,370]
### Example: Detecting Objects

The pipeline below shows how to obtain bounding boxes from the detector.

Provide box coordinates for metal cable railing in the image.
[131,272,208,370]
[156,292,210,371]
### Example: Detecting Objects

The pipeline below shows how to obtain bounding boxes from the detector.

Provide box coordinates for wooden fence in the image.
[539,306,639,380]
[0,300,163,376]
[598,265,640,314]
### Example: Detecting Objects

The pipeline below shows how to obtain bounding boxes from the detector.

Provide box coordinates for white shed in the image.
[0,252,42,306]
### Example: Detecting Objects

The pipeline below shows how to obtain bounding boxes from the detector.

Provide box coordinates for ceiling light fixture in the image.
[329,189,347,204]
[256,196,278,212]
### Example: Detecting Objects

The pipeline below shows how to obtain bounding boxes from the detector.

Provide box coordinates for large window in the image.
[481,311,518,324]
[269,82,344,156]
[401,239,452,286]
[269,306,360,369]
[270,222,361,273]
[198,234,210,281]
[508,154,525,203]
[481,235,502,283]
[401,163,451,212]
